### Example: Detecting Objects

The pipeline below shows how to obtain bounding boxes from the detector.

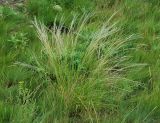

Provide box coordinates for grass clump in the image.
[13,15,139,122]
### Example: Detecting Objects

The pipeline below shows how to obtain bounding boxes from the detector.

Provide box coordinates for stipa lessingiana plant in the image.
[18,14,143,122]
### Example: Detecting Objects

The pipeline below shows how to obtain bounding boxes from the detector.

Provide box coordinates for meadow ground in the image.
[0,0,160,123]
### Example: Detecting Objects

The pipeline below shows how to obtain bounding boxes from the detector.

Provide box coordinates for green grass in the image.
[0,0,160,122]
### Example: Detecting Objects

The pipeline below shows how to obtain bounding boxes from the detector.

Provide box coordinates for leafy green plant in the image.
[18,81,31,105]
[7,33,29,50]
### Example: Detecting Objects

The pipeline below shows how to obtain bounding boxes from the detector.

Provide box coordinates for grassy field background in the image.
[0,0,160,122]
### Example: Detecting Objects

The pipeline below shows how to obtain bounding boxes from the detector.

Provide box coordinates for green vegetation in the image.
[0,0,160,122]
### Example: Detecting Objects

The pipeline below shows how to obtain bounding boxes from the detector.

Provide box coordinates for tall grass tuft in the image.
[18,14,142,122]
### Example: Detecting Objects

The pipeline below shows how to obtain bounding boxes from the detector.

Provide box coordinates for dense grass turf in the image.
[0,0,160,122]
